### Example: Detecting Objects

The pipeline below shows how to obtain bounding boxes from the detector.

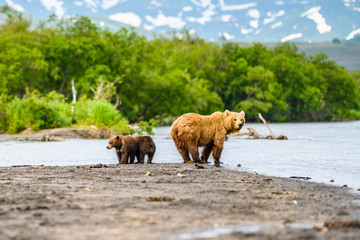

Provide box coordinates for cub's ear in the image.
[224,110,230,116]
[116,136,120,140]
[240,111,245,117]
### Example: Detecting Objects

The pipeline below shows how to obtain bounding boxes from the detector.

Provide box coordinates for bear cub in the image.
[134,136,156,164]
[107,135,156,164]
[106,135,137,164]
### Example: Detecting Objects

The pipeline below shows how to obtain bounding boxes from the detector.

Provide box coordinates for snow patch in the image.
[39,0,66,18]
[189,29,196,35]
[241,27,253,35]
[143,24,154,31]
[346,28,360,40]
[223,32,235,40]
[301,6,331,34]
[146,11,186,29]
[84,0,97,8]
[281,33,302,42]
[73,1,83,6]
[248,9,260,19]
[187,3,216,25]
[190,0,212,8]
[183,6,193,12]
[5,0,24,12]
[263,10,285,24]
[220,0,257,11]
[109,12,142,28]
[150,0,162,7]
[221,14,232,22]
[271,21,282,29]
[102,0,127,10]
[249,20,258,29]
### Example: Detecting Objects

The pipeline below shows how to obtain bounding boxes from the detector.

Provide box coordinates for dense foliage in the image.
[0,6,359,134]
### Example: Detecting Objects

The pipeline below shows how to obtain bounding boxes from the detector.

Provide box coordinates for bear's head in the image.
[106,135,122,150]
[223,110,245,134]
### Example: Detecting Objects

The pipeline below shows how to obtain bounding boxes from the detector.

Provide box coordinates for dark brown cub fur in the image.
[134,136,156,164]
[106,135,137,164]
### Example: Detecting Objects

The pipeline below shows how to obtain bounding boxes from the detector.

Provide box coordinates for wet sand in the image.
[0,163,359,240]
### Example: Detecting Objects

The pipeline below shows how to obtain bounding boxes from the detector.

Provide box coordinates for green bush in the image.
[0,94,9,133]
[45,91,73,127]
[73,100,132,133]
[348,109,360,120]
[6,92,56,133]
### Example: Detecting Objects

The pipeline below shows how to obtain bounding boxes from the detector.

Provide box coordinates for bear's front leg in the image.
[212,133,226,167]
[120,152,129,164]
[116,150,122,164]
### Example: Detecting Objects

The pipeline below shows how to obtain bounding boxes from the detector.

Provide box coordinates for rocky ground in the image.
[0,128,110,141]
[0,163,359,240]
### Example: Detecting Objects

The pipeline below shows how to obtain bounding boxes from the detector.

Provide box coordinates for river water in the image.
[0,121,359,190]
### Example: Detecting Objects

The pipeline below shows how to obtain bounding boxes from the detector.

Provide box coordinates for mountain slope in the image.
[1,0,360,42]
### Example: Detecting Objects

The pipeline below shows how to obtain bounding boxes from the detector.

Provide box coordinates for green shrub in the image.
[73,100,132,133]
[6,92,56,133]
[0,94,10,133]
[45,91,73,127]
[47,100,73,127]
[348,109,360,120]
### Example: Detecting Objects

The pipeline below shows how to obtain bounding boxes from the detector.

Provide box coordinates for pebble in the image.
[144,171,151,176]
[177,173,186,178]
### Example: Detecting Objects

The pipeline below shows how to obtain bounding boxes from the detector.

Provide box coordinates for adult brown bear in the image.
[170,110,245,167]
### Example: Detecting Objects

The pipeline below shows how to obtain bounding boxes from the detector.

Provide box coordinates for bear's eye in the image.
[234,118,237,121]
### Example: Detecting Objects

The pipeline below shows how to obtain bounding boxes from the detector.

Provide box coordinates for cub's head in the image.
[224,110,245,134]
[106,135,122,149]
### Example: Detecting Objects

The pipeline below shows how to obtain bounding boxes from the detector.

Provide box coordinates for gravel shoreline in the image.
[0,163,359,240]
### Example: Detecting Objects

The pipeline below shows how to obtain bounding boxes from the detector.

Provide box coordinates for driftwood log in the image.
[229,113,288,140]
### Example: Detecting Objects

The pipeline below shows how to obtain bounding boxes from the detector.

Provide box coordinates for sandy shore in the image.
[0,163,359,240]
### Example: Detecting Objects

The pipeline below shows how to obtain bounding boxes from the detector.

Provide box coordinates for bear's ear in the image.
[116,136,120,140]
[224,110,230,116]
[240,111,245,117]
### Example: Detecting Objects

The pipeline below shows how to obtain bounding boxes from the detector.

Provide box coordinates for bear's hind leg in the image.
[178,147,192,163]
[137,152,145,164]
[201,142,213,164]
[147,153,154,164]
[129,151,136,164]
[188,145,201,163]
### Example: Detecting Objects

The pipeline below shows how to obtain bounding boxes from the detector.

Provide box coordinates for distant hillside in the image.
[238,42,360,71]
[297,43,360,71]
[1,0,360,43]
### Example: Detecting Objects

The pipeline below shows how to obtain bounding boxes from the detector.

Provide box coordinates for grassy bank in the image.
[0,90,156,135]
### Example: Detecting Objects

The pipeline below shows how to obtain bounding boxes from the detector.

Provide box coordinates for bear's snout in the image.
[239,123,243,128]
[106,146,111,149]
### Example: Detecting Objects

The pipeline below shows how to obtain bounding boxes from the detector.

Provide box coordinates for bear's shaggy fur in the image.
[106,135,137,164]
[134,136,156,164]
[170,110,245,167]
